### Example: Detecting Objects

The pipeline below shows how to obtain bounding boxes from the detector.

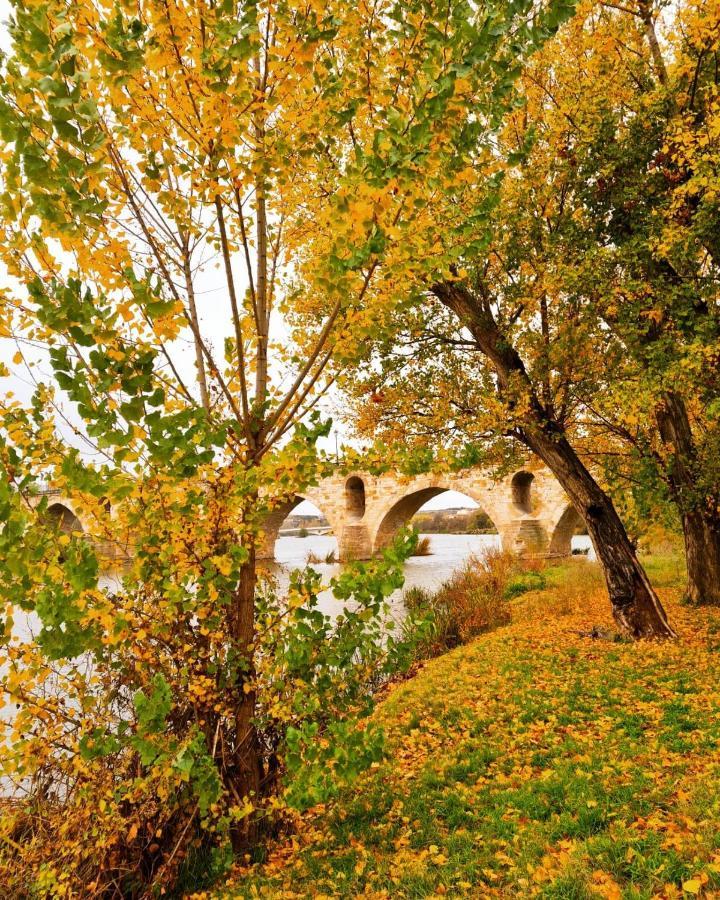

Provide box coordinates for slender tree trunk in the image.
[432,280,675,639]
[181,242,210,412]
[656,391,720,604]
[254,56,270,416]
[227,544,263,851]
[637,0,668,86]
[522,425,676,638]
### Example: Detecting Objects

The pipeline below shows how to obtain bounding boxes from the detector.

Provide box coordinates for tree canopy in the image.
[0,0,576,893]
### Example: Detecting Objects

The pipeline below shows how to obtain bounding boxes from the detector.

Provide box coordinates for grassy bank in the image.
[204,554,720,899]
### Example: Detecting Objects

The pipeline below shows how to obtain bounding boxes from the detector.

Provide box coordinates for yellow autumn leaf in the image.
[211,555,232,576]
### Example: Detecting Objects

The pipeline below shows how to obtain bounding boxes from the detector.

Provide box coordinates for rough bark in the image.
[656,391,720,604]
[682,507,720,605]
[522,425,676,638]
[432,281,675,639]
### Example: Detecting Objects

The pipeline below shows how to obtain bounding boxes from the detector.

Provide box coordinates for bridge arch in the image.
[371,485,502,556]
[258,495,340,561]
[548,504,586,557]
[511,470,536,515]
[45,501,84,536]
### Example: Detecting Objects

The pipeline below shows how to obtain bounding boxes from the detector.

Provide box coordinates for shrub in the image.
[412,535,432,556]
[404,552,514,658]
[0,478,418,899]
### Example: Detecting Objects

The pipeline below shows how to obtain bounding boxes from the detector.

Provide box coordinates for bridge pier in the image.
[338,523,373,561]
[499,519,553,558]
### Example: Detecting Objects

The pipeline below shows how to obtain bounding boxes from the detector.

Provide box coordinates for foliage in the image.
[411,508,498,535]
[403,551,514,658]
[519,0,720,543]
[411,535,433,557]
[0,481,417,896]
[305,549,337,565]
[4,0,715,891]
[342,0,720,583]
[210,557,720,899]
[638,524,687,559]
[0,0,574,892]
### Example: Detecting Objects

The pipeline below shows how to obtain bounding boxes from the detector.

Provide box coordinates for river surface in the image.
[6,533,595,643]
[271,532,594,619]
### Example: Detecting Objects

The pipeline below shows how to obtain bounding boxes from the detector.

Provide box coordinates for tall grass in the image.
[306,549,337,565]
[404,551,515,659]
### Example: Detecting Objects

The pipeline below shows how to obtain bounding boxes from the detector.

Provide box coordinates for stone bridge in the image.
[259,463,583,561]
[33,462,585,563]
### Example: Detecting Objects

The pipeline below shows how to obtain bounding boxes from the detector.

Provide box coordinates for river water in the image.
[271,532,595,619]
[6,533,595,643]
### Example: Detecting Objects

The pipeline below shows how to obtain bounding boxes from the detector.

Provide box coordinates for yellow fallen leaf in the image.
[683,878,702,894]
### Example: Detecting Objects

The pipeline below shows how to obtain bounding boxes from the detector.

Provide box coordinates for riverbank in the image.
[203,552,720,899]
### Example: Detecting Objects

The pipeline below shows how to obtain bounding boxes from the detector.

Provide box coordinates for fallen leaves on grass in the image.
[205,558,720,899]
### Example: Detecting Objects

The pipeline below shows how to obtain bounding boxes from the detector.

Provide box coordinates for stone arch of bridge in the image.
[371,485,503,556]
[45,501,84,536]
[511,470,536,515]
[548,504,586,557]
[258,495,341,560]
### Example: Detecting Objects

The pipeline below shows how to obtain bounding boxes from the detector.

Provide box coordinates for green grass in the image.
[503,570,547,599]
[205,556,720,900]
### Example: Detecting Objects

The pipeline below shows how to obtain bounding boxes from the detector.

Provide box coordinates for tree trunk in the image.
[656,391,720,605]
[431,280,675,639]
[227,545,263,851]
[682,507,720,605]
[523,426,676,639]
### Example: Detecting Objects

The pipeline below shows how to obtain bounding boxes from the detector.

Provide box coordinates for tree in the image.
[447,0,720,604]
[565,0,720,604]
[0,0,569,891]
[339,0,703,638]
[430,280,675,638]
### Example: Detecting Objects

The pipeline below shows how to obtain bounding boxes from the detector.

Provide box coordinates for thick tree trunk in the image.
[523,426,676,638]
[431,280,675,639]
[656,391,720,605]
